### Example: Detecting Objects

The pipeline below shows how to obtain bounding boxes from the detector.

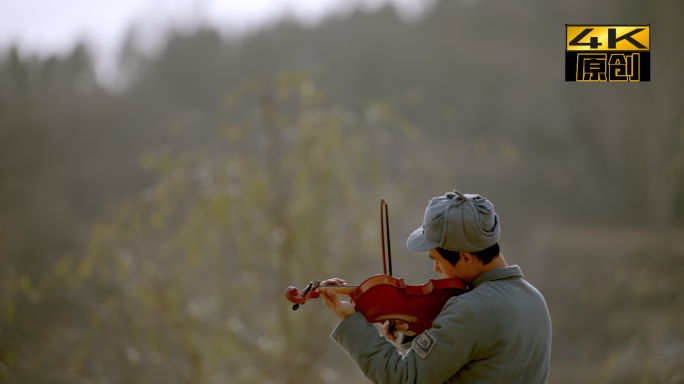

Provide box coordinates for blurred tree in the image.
[1,71,420,384]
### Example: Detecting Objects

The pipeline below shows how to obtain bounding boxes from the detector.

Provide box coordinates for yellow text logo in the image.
[566,26,649,51]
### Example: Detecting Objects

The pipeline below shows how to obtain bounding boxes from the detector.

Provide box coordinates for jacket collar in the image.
[469,265,523,289]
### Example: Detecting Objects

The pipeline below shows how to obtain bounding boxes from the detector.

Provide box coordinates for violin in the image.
[285,199,467,334]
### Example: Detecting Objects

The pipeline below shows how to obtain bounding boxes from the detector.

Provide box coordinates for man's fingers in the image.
[321,290,338,312]
[321,278,346,285]
[321,290,356,321]
[395,321,409,332]
[381,321,396,342]
[321,291,342,320]
[326,290,342,306]
[321,290,339,311]
[397,320,417,336]
[380,320,417,339]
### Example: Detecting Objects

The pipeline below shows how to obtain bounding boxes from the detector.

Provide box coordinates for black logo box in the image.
[565,51,651,82]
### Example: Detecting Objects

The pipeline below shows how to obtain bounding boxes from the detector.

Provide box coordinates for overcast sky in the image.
[0,0,435,82]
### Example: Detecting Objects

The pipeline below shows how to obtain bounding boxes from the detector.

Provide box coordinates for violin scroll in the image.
[286,281,358,311]
[286,281,321,310]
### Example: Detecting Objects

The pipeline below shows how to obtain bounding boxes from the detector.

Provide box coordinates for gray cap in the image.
[406,190,500,253]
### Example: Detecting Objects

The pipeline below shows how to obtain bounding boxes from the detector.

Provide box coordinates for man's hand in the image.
[320,278,356,321]
[380,320,417,342]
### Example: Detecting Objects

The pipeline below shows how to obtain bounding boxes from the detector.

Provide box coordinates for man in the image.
[321,190,552,383]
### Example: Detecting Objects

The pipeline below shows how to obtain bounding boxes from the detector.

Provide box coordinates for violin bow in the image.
[380,198,392,276]
[290,199,393,312]
[380,198,398,340]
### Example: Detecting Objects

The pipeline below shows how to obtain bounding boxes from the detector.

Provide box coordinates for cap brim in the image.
[406,226,441,252]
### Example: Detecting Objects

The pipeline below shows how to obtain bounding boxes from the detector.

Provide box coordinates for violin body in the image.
[286,198,467,334]
[285,275,467,334]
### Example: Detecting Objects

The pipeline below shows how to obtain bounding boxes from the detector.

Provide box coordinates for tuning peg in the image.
[303,282,314,295]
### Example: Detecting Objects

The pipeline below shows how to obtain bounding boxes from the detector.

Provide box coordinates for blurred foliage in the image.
[1,71,423,383]
[524,225,684,384]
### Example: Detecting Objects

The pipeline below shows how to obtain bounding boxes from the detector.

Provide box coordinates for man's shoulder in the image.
[433,295,482,338]
[439,294,480,320]
[451,277,548,315]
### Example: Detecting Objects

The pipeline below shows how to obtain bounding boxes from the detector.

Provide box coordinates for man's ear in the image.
[459,252,472,265]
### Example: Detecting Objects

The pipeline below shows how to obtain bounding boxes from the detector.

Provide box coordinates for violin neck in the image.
[318,285,358,297]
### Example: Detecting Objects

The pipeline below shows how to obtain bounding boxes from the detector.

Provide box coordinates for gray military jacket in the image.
[331,265,552,384]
